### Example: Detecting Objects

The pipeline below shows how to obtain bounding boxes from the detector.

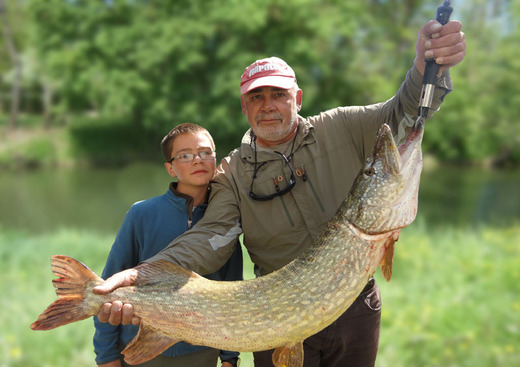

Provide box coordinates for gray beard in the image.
[253,115,298,144]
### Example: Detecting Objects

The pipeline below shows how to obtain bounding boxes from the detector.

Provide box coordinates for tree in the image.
[19,0,518,165]
[25,0,373,151]
[421,0,520,165]
[0,0,22,129]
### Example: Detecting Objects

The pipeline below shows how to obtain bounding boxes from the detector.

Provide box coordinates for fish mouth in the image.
[373,124,401,175]
[398,120,424,172]
[375,122,424,178]
[385,121,424,231]
[352,122,424,234]
[345,122,425,234]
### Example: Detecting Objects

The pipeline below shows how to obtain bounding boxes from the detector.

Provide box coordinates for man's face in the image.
[241,86,302,147]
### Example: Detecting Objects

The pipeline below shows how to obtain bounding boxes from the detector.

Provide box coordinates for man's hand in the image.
[93,266,145,326]
[414,20,465,76]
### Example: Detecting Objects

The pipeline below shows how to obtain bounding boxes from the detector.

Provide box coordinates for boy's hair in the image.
[161,123,215,162]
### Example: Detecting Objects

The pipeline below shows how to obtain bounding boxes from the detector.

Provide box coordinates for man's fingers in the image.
[425,30,465,56]
[421,20,443,39]
[92,274,126,295]
[426,39,465,61]
[435,50,466,69]
[92,268,138,295]
[422,19,461,39]
[427,31,466,72]
[415,20,465,75]
[437,20,462,36]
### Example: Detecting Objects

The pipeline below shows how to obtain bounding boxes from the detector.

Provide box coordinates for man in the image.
[94,20,465,366]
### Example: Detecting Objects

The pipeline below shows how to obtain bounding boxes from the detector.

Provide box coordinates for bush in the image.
[68,115,164,166]
[0,134,56,170]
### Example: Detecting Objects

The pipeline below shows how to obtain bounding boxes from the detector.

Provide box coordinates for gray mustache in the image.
[256,114,283,123]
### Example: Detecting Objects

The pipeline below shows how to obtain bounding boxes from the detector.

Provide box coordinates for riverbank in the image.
[2,123,517,172]
[0,117,163,170]
[0,126,72,170]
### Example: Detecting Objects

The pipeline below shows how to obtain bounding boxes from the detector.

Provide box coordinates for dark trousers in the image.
[253,279,381,367]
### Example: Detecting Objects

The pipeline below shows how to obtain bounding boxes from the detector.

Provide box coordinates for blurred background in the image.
[0,0,518,366]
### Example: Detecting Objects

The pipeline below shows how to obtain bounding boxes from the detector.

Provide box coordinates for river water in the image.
[1,163,519,234]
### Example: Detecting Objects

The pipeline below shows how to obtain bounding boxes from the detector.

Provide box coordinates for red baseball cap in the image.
[240,57,296,95]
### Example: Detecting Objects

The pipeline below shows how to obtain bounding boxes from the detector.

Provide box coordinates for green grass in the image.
[1,223,519,367]
[375,222,520,367]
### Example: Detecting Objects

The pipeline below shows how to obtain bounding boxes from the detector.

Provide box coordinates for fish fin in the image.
[379,236,396,282]
[31,255,104,331]
[134,260,200,287]
[272,341,304,367]
[122,322,180,365]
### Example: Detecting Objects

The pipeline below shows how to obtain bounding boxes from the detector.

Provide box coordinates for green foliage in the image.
[1,0,519,165]
[21,136,55,163]
[421,0,520,165]
[21,0,413,157]
[0,132,56,169]
[68,115,164,165]
[376,222,520,366]
[0,228,111,367]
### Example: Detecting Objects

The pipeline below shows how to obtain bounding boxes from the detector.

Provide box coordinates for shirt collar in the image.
[240,117,315,162]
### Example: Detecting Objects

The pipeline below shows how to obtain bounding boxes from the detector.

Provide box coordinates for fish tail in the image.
[31,255,104,331]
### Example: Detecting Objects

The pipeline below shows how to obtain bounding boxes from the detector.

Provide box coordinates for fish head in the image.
[345,122,424,234]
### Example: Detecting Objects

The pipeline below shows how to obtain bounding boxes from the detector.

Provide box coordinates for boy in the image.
[93,123,242,367]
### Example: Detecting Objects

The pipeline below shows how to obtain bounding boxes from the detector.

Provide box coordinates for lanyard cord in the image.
[249,126,299,200]
[252,125,299,176]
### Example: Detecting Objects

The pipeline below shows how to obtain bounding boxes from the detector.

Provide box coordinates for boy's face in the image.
[165,132,216,191]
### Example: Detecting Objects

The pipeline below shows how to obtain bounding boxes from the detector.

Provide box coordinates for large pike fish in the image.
[31,121,424,367]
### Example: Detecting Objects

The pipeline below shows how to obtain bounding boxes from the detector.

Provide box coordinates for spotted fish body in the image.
[31,122,424,367]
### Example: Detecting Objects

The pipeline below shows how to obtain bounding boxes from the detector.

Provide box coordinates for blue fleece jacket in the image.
[93,183,243,365]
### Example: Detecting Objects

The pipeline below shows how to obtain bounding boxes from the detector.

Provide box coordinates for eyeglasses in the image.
[249,151,296,201]
[169,150,215,163]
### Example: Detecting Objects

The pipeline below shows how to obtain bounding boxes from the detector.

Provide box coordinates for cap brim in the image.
[240,76,296,95]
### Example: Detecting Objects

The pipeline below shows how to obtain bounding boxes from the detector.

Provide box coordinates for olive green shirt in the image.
[147,67,452,276]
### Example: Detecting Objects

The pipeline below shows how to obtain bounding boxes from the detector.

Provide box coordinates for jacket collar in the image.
[168,182,210,213]
[239,117,315,163]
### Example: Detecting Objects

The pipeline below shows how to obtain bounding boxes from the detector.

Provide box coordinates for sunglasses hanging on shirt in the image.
[249,127,299,201]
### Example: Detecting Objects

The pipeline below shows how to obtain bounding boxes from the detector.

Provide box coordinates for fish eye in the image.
[364,167,376,176]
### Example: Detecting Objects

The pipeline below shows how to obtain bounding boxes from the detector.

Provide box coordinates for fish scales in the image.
[31,122,424,367]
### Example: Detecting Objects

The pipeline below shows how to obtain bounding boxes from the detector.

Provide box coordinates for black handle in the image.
[419,1,453,117]
[424,1,453,65]
[436,1,453,26]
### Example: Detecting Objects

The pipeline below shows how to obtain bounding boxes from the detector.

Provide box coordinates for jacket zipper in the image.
[278,166,325,226]
[300,165,325,213]
[279,195,295,227]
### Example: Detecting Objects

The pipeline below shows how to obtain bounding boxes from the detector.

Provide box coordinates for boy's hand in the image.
[93,266,146,325]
